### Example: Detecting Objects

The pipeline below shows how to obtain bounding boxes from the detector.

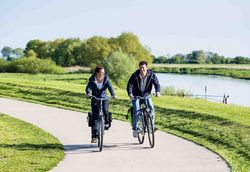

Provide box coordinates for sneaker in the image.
[91,138,97,143]
[133,130,138,138]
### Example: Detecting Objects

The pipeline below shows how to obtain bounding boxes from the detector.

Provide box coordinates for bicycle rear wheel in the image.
[146,112,154,148]
[98,117,104,151]
[137,114,145,144]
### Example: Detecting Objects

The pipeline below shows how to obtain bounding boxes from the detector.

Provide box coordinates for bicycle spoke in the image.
[146,114,155,148]
[137,114,145,144]
[98,117,104,151]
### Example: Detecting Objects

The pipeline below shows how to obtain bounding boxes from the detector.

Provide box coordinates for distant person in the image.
[127,61,160,137]
[86,65,116,143]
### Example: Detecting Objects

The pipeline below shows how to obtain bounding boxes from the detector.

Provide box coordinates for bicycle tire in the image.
[137,113,145,144]
[146,112,155,148]
[98,117,104,151]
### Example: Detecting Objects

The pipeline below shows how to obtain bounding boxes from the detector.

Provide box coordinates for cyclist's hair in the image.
[95,65,104,74]
[139,61,148,66]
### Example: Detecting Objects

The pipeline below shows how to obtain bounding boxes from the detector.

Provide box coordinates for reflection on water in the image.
[156,73,250,107]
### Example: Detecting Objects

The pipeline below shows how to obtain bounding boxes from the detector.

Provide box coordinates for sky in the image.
[0,0,250,57]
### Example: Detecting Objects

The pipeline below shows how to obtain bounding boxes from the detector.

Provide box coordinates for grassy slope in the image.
[0,114,64,172]
[0,73,249,172]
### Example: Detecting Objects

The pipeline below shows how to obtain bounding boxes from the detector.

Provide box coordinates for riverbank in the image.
[0,73,249,172]
[152,64,250,79]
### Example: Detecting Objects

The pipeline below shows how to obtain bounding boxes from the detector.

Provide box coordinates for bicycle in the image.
[88,95,109,152]
[135,95,155,148]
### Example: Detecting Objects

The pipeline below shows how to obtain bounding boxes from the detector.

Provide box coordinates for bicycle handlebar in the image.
[89,95,109,101]
[135,94,152,100]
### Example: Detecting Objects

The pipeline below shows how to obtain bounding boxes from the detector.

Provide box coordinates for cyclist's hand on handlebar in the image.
[111,95,117,99]
[86,94,91,98]
[129,95,134,100]
[156,92,161,97]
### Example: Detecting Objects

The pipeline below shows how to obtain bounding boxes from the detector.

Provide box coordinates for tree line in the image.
[1,33,250,66]
[153,50,250,64]
[0,32,151,67]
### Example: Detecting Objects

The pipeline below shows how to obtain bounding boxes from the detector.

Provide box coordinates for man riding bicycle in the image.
[127,61,160,138]
[86,65,116,143]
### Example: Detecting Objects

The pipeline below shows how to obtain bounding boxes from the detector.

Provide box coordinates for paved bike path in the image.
[0,98,230,172]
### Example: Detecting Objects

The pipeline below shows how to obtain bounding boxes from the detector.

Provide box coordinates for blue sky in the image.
[0,0,249,57]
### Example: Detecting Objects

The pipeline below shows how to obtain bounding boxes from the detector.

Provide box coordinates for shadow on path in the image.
[64,142,149,154]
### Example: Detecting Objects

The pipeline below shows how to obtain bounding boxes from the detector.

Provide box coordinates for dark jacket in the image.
[86,74,115,98]
[127,69,160,97]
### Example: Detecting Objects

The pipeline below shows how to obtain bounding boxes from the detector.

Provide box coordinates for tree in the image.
[54,38,81,66]
[25,40,53,59]
[170,54,185,64]
[1,46,13,60]
[156,56,167,63]
[234,56,250,64]
[209,53,225,64]
[49,38,65,62]
[0,58,8,72]
[26,50,38,58]
[103,51,137,88]
[12,48,24,58]
[24,40,44,58]
[187,50,207,64]
[81,36,111,67]
[115,32,151,64]
[225,57,233,64]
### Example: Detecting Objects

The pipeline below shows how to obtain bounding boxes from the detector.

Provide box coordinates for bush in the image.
[103,51,137,88]
[161,86,192,97]
[0,59,8,72]
[38,59,65,74]
[6,57,64,74]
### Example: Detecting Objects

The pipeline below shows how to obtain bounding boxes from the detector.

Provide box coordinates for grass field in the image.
[0,113,64,172]
[0,73,249,172]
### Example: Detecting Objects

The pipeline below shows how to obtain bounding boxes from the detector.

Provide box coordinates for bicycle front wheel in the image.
[146,112,155,148]
[98,117,104,151]
[137,114,145,144]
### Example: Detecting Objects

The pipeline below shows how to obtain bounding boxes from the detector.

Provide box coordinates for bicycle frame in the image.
[90,95,109,151]
[136,95,152,119]
[135,95,155,148]
[91,95,108,116]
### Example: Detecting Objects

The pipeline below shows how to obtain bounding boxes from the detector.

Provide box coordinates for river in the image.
[156,73,250,107]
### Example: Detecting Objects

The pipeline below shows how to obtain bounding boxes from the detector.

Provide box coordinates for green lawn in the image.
[0,114,64,172]
[0,73,249,172]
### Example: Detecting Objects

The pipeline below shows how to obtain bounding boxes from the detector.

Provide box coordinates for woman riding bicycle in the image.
[127,61,160,138]
[86,65,116,143]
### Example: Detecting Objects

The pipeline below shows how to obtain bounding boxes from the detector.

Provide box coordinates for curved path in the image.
[0,98,230,172]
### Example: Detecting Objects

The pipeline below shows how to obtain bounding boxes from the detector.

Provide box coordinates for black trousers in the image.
[91,99,109,138]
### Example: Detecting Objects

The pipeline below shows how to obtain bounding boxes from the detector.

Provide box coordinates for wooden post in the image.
[222,94,226,103]
[222,94,229,104]
[205,86,207,101]
[225,95,229,104]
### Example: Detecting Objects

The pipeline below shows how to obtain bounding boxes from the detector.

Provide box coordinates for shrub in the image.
[6,57,64,74]
[103,51,137,88]
[0,59,8,72]
[38,59,65,74]
[161,86,192,97]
